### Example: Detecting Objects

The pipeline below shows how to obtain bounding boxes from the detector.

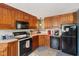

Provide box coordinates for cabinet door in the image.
[52,16,57,27]
[29,16,37,29]
[32,36,39,50]
[61,13,75,24]
[39,35,43,46]
[38,35,50,47]
[7,41,18,56]
[0,7,15,29]
[0,43,8,56]
[33,17,38,29]
[29,16,33,29]
[44,17,52,29]
[16,11,21,21]
[2,8,13,25]
[56,16,62,27]
[67,13,74,23]
[44,35,50,48]
[0,7,3,24]
[24,13,29,22]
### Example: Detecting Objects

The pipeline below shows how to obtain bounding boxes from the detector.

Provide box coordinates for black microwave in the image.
[16,21,29,29]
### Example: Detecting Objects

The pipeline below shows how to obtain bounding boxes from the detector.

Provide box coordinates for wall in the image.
[0,29,30,40]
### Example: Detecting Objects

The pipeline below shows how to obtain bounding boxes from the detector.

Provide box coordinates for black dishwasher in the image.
[50,36,60,49]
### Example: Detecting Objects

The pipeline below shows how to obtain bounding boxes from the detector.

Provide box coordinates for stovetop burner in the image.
[13,31,30,40]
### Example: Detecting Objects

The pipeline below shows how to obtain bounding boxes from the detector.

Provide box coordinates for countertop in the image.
[0,39,18,43]
[0,33,49,43]
[31,33,49,37]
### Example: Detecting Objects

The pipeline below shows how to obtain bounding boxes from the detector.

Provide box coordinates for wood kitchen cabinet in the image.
[61,13,77,24]
[0,40,18,56]
[23,13,30,22]
[32,35,39,50]
[0,3,38,29]
[29,16,38,29]
[44,12,77,29]
[0,44,8,56]
[38,35,50,48]
[44,17,52,29]
[16,11,25,22]
[32,35,50,50]
[0,6,16,29]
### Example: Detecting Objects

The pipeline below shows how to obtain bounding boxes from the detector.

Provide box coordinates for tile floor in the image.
[29,47,72,56]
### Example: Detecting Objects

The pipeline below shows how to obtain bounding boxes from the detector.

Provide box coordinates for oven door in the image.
[20,38,32,56]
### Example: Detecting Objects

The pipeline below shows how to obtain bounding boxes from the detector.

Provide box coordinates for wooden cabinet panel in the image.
[44,17,52,29]
[0,7,16,29]
[0,7,3,23]
[39,35,44,46]
[61,13,74,24]
[33,17,38,29]
[23,13,30,22]
[38,35,50,47]
[0,44,8,56]
[44,12,77,29]
[32,36,39,50]
[29,16,37,29]
[16,11,22,21]
[44,35,50,48]
[52,16,58,27]
[8,41,18,56]
[0,40,18,56]
[0,4,38,29]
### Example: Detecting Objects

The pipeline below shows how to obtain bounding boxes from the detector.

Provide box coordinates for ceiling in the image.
[6,3,79,19]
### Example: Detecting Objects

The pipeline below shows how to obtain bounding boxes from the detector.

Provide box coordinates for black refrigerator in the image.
[61,24,77,55]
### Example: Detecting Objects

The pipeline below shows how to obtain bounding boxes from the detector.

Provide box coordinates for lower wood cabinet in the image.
[32,35,39,50]
[0,44,8,56]
[0,40,18,56]
[38,35,50,48]
[32,35,50,50]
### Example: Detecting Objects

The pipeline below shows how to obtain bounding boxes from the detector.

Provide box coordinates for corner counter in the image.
[0,39,18,43]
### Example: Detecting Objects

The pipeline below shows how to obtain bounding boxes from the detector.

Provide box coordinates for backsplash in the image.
[0,29,30,40]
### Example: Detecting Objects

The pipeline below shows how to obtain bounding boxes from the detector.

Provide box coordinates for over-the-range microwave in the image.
[16,21,29,29]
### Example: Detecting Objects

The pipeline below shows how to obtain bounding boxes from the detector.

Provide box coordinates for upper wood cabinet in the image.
[16,11,25,22]
[0,3,38,29]
[44,12,77,29]
[23,13,30,22]
[61,13,77,24]
[0,7,16,29]
[44,17,52,29]
[29,16,38,29]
